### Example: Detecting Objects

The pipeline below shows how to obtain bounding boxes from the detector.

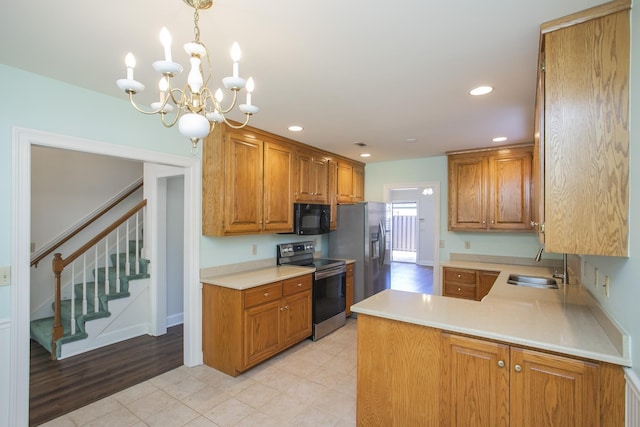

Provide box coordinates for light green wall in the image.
[365,156,543,262]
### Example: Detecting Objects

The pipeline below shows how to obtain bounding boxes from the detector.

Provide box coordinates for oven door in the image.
[313,266,346,325]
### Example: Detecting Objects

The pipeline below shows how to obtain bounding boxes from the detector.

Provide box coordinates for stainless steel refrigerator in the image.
[329,202,390,304]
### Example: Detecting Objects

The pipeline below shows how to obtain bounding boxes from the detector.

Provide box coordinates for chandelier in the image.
[116,0,259,154]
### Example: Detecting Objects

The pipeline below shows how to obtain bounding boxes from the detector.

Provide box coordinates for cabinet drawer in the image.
[443,282,476,300]
[283,274,312,296]
[244,283,283,308]
[444,268,476,284]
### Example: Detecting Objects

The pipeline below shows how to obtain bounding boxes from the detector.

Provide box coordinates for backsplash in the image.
[450,252,563,269]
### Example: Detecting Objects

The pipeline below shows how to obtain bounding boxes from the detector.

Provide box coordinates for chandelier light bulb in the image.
[231,42,241,78]
[125,53,136,80]
[160,27,173,62]
[158,77,168,101]
[245,77,255,106]
[215,88,223,102]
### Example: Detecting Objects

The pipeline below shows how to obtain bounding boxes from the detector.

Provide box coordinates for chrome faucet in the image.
[535,247,567,284]
[553,253,568,284]
[535,246,544,262]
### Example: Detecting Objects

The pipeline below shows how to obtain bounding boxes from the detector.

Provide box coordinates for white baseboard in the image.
[0,320,11,427]
[167,313,184,327]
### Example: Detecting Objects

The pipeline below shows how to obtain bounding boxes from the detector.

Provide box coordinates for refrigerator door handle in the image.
[378,219,386,267]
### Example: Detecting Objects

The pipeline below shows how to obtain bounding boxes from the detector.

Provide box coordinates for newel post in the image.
[51,253,65,359]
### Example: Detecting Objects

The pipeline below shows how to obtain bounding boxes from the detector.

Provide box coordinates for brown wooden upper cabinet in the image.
[202,123,365,236]
[448,145,533,232]
[202,125,294,236]
[533,0,630,256]
[336,161,365,203]
[294,148,329,204]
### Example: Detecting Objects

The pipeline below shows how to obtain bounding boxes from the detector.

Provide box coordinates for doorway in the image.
[384,183,440,295]
[10,128,202,426]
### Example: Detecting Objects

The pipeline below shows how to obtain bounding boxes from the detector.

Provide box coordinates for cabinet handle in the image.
[497,360,505,368]
[264,292,269,297]
[514,364,522,372]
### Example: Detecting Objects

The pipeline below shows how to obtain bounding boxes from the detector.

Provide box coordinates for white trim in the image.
[383,182,441,294]
[10,127,203,425]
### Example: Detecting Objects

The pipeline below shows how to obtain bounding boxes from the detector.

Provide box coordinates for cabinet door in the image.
[312,154,329,203]
[295,149,313,202]
[477,270,499,301]
[441,334,510,427]
[282,290,312,347]
[448,155,487,230]
[510,347,599,427]
[243,299,281,367]
[264,141,294,232]
[352,164,365,202]
[224,133,263,234]
[336,162,354,203]
[489,149,532,231]
[544,11,629,256]
[533,47,546,243]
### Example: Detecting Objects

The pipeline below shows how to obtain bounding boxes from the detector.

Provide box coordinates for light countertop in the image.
[201,265,314,290]
[352,260,630,366]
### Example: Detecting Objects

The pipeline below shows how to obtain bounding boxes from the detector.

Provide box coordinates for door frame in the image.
[10,127,202,426]
[383,182,441,294]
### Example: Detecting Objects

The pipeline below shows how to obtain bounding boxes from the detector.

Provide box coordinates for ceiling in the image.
[0,0,605,163]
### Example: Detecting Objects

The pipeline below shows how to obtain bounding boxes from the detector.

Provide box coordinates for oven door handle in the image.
[315,265,347,280]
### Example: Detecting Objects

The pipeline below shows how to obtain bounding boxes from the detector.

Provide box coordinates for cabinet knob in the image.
[284,305,289,310]
[514,364,522,372]
[297,283,302,287]
[457,274,461,278]
[264,292,269,297]
[497,360,505,368]
[280,306,285,311]
[482,220,486,224]
[457,287,461,292]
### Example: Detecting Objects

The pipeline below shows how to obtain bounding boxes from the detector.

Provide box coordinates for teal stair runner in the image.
[30,240,149,358]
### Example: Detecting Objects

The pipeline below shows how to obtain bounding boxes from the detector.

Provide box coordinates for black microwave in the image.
[293,203,331,235]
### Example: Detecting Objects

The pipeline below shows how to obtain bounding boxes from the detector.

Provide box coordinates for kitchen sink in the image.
[507,274,559,289]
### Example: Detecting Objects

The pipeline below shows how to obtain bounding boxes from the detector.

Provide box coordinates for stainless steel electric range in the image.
[277,241,347,340]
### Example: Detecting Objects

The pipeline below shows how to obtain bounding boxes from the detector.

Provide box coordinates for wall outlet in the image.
[251,244,257,256]
[464,241,471,249]
[0,266,10,286]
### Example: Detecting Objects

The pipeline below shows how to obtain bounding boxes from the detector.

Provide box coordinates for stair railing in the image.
[31,178,143,268]
[50,200,147,358]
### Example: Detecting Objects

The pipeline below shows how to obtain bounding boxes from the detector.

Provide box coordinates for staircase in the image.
[30,240,150,359]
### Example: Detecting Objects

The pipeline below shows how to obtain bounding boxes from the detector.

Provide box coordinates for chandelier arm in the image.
[168,87,187,106]
[217,90,240,114]
[222,114,252,129]
[159,109,182,128]
[127,91,174,116]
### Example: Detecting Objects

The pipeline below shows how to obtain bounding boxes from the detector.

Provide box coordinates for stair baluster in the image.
[70,262,76,335]
[104,236,109,296]
[125,221,131,276]
[135,212,140,274]
[116,227,121,293]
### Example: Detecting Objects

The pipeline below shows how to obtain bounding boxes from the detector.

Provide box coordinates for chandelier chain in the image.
[193,8,201,43]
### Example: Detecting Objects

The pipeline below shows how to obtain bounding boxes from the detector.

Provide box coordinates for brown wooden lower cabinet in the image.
[443,267,499,301]
[357,315,625,426]
[203,274,312,377]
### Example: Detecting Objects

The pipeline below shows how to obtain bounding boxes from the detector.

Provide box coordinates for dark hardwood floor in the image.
[390,261,434,294]
[29,324,183,426]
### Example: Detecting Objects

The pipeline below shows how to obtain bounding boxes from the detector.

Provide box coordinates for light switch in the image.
[0,266,10,286]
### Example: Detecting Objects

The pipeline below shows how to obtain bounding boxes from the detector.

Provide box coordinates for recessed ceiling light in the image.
[288,125,303,132]
[360,153,371,158]
[469,86,493,96]
[492,136,508,142]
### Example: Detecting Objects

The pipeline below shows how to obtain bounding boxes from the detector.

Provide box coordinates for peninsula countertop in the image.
[351,260,630,366]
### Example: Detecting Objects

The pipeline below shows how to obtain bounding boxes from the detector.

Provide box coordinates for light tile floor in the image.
[41,319,357,427]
